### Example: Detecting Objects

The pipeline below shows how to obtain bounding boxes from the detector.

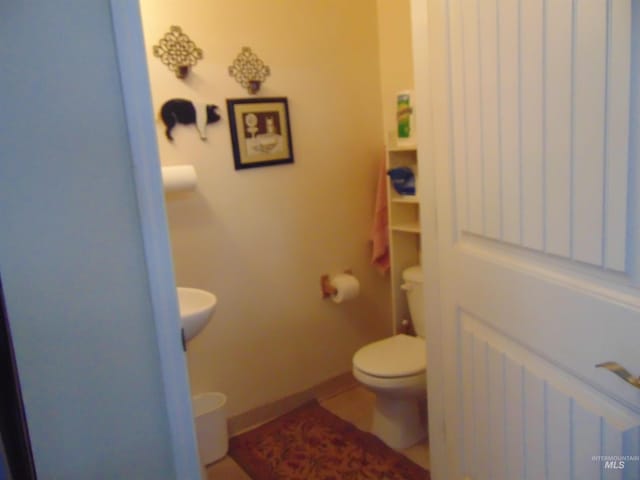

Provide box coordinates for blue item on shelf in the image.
[387,167,415,195]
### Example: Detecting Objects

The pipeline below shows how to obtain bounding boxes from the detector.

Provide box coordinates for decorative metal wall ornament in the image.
[153,26,203,79]
[228,47,271,94]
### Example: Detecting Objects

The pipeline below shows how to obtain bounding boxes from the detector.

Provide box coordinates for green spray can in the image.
[397,90,413,143]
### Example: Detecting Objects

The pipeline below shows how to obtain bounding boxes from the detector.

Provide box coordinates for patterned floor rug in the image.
[229,400,430,480]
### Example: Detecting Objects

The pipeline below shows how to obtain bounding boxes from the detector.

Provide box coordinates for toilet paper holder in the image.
[321,269,353,299]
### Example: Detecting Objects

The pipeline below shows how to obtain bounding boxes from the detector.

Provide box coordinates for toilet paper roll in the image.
[161,165,197,193]
[330,273,360,304]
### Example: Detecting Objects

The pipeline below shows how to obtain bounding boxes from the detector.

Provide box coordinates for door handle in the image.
[596,362,640,389]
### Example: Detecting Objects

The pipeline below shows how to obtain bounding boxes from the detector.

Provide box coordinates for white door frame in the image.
[411,1,448,479]
[109,2,201,479]
[110,1,450,478]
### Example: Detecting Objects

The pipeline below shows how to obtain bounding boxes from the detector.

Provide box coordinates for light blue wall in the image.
[0,2,175,479]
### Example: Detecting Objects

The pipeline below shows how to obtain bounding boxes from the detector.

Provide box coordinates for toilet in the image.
[352,265,426,449]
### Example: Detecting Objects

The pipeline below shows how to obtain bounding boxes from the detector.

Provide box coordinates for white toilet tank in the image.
[402,265,425,337]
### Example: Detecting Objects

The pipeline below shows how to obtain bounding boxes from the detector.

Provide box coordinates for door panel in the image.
[605,0,632,272]
[448,0,470,233]
[459,312,640,480]
[572,0,608,265]
[460,0,484,235]
[415,0,640,478]
[519,0,545,251]
[504,355,525,479]
[447,0,630,270]
[456,245,640,409]
[544,0,572,259]
[479,0,501,240]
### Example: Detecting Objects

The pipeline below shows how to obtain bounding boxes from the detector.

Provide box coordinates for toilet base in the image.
[372,394,426,450]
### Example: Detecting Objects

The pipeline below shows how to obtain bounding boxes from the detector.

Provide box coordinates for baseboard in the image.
[228,372,358,436]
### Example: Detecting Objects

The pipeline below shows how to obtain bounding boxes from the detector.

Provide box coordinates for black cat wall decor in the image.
[160,99,221,141]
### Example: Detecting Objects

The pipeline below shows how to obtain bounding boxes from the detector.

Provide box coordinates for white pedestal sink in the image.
[177,287,217,342]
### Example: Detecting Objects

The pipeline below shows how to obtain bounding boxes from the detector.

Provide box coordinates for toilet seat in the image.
[353,366,425,392]
[353,334,426,378]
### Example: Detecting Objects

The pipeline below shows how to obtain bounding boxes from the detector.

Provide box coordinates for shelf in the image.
[387,143,417,152]
[391,222,421,233]
[387,144,420,335]
[391,195,419,204]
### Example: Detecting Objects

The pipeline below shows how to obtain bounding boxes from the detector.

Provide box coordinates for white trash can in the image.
[193,392,228,466]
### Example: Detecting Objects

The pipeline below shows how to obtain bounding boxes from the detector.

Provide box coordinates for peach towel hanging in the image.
[370,157,390,273]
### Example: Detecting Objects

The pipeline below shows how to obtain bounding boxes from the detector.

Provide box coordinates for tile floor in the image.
[206,385,430,479]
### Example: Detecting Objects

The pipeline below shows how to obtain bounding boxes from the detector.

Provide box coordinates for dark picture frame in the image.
[226,97,294,170]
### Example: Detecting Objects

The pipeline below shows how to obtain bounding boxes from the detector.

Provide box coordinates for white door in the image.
[413,1,640,479]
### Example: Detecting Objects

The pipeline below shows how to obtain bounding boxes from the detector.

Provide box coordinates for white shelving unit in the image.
[386,144,421,333]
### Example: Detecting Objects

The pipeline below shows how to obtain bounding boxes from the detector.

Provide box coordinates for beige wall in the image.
[139,0,393,417]
[377,0,415,144]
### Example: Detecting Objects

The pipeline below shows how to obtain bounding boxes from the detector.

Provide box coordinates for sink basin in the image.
[177,287,217,342]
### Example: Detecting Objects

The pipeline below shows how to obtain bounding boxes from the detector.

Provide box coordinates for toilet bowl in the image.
[352,265,426,449]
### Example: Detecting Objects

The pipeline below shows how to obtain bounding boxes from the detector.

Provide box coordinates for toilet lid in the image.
[353,334,426,378]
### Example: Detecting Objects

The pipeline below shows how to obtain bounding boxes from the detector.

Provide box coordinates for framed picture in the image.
[226,97,294,170]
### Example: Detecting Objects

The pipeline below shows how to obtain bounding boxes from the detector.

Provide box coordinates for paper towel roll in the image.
[330,273,360,304]
[161,165,197,193]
